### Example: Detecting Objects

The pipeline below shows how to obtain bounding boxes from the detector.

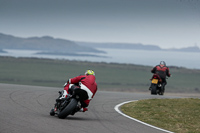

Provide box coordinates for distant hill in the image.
[76,41,200,52]
[0,33,105,54]
[167,46,200,52]
[1,33,199,54]
[0,49,6,53]
[76,42,161,50]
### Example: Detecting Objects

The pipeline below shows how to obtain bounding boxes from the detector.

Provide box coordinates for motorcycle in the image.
[149,74,165,95]
[50,84,88,119]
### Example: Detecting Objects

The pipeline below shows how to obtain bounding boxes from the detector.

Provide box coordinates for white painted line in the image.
[114,100,174,133]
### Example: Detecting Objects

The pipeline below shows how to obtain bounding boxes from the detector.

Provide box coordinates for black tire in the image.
[58,98,78,119]
[151,84,157,95]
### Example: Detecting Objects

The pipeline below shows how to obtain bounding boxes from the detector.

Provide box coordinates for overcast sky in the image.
[0,0,200,48]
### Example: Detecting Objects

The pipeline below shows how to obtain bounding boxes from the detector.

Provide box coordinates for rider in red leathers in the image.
[151,61,171,92]
[62,70,97,112]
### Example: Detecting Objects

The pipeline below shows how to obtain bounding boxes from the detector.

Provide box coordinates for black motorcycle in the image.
[149,74,165,95]
[50,84,88,119]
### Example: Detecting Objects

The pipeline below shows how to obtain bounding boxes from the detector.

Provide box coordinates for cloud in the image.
[0,0,200,48]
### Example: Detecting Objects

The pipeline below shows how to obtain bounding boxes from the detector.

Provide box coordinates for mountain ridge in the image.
[0,33,199,53]
[0,33,104,54]
[76,41,200,52]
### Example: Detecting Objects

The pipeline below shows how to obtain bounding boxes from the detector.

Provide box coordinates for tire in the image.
[151,84,157,95]
[58,98,78,119]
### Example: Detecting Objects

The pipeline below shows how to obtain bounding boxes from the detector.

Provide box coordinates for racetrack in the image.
[0,83,183,133]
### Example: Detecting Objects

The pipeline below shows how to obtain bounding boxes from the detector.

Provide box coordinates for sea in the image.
[1,48,200,69]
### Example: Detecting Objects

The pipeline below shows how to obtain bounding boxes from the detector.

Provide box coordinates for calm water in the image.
[1,48,200,69]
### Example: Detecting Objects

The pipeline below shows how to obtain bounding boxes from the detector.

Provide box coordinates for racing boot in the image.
[50,108,55,116]
[79,107,88,112]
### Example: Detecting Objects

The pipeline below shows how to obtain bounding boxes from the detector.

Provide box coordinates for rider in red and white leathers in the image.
[63,70,97,112]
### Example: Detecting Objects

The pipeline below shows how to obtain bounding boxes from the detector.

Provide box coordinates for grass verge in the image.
[121,98,200,133]
[1,56,200,93]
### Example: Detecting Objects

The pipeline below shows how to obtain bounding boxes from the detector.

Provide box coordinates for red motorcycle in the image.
[149,74,164,95]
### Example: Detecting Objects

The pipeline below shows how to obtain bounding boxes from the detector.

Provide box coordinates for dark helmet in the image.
[160,61,166,66]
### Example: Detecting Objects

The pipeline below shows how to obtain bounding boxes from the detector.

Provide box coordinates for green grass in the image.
[1,56,200,93]
[121,98,200,133]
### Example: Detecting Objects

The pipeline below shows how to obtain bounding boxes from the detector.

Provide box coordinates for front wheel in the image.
[58,98,78,119]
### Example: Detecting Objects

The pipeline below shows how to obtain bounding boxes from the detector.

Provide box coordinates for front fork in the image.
[54,93,72,114]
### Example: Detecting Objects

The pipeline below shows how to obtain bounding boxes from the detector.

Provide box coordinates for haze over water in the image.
[1,48,200,70]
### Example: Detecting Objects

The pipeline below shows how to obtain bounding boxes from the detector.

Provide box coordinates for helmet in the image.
[85,70,95,76]
[160,61,166,66]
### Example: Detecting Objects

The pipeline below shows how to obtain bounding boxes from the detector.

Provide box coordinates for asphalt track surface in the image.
[0,83,183,133]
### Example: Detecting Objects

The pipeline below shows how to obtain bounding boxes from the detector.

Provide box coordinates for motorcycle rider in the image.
[61,69,97,112]
[151,61,171,92]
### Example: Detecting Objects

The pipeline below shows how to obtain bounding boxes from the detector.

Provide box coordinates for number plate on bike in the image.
[152,79,158,84]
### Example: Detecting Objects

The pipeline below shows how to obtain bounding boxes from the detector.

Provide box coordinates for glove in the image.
[63,82,68,87]
[63,79,70,87]
[79,107,88,112]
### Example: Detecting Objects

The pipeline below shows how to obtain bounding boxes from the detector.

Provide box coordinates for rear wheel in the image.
[151,84,157,95]
[58,98,78,119]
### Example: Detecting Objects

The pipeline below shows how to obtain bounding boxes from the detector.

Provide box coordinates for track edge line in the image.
[114,100,174,133]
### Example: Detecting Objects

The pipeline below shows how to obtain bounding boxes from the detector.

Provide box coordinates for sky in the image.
[0,0,200,49]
